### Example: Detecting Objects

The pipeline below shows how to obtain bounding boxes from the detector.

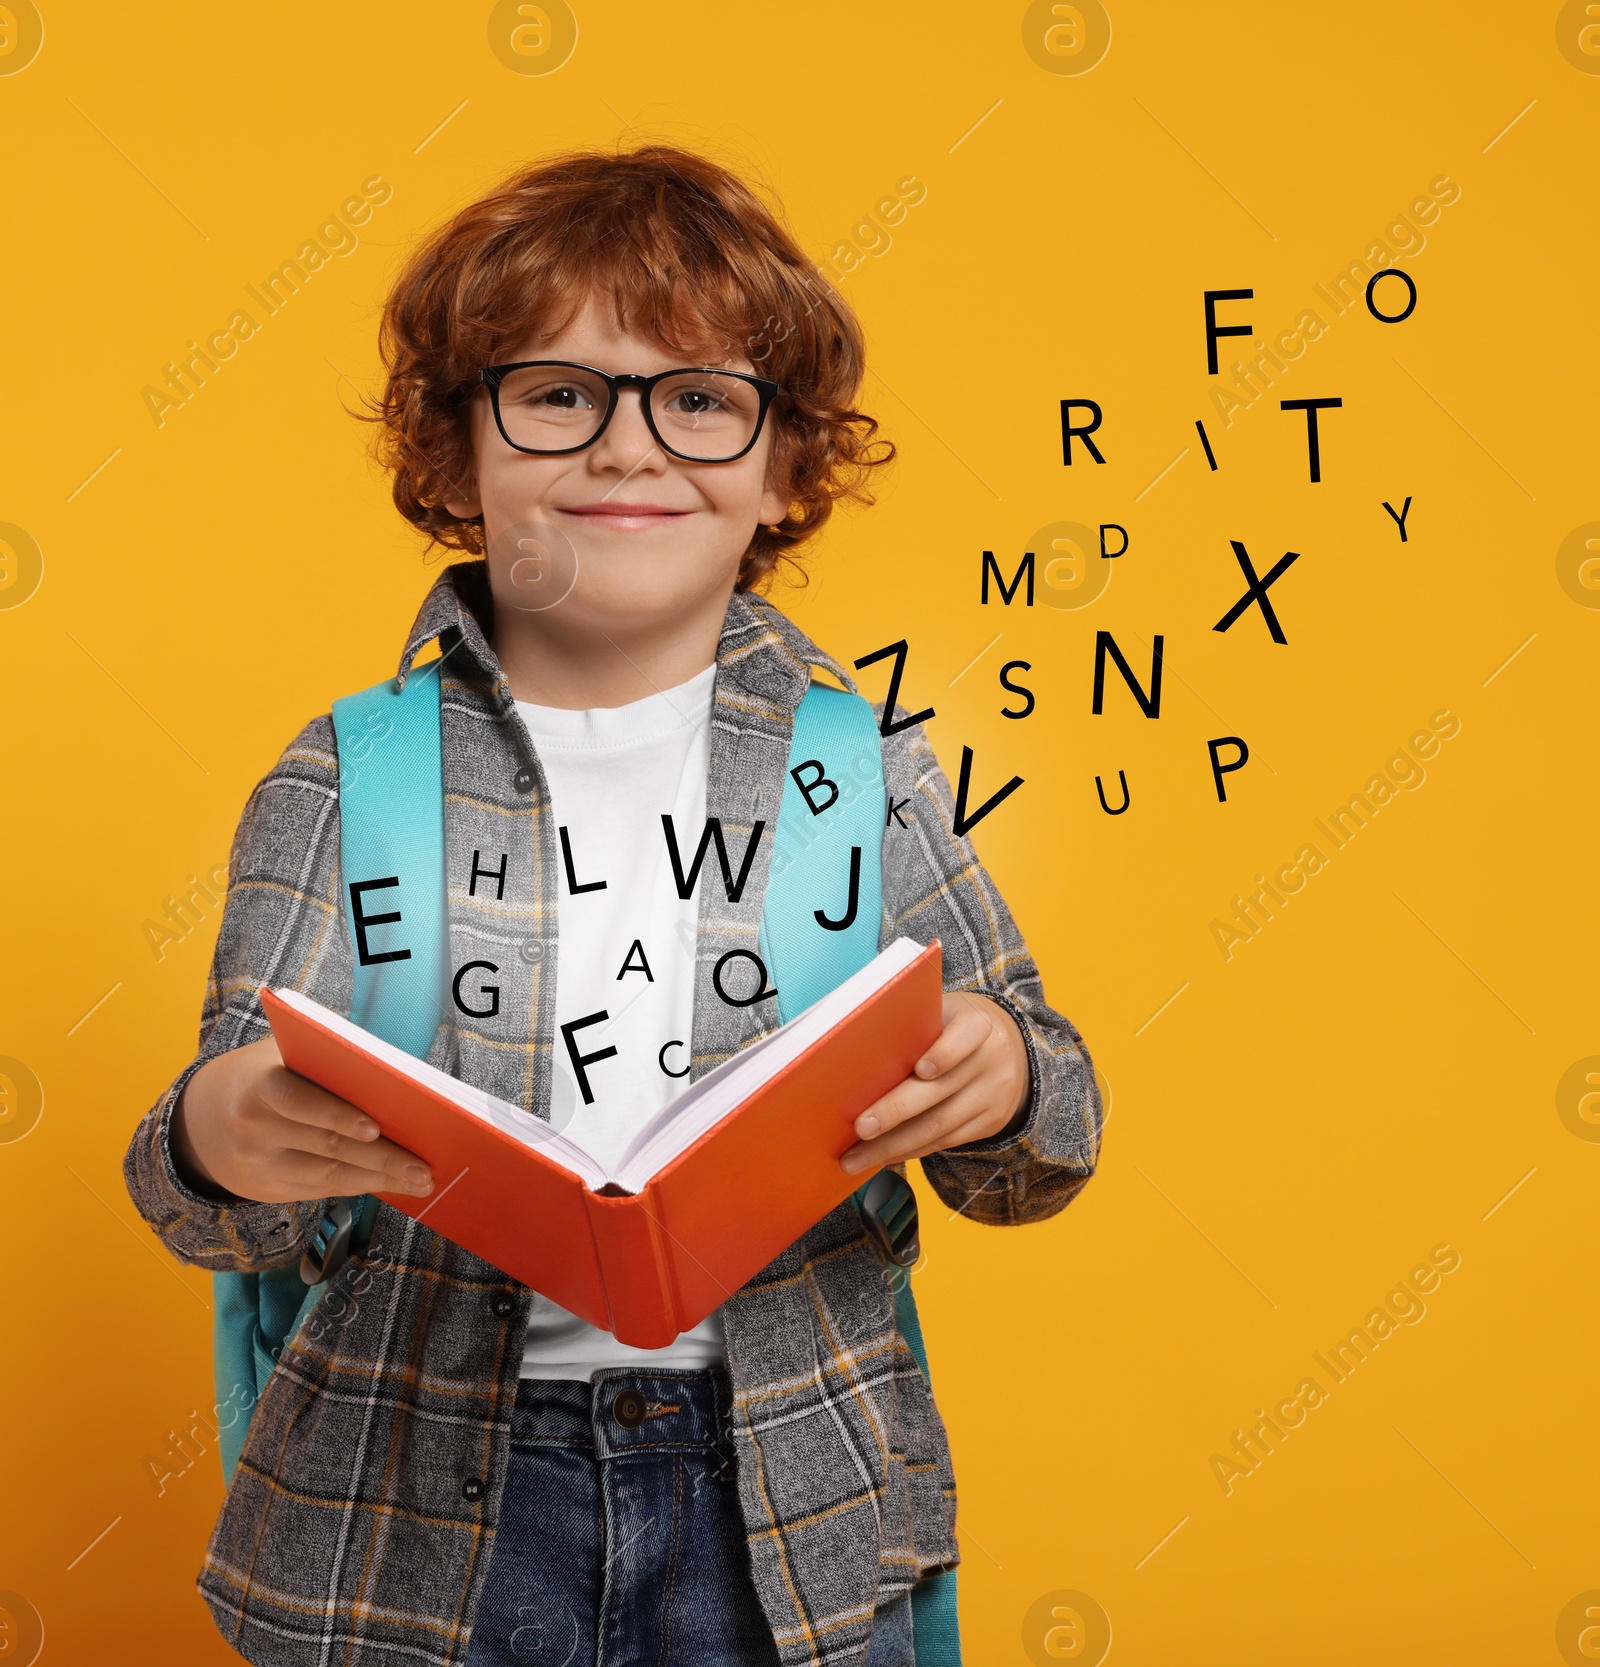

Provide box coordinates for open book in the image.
[261,936,942,1346]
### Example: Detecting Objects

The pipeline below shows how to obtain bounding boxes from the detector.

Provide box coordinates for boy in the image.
[123,143,1103,1667]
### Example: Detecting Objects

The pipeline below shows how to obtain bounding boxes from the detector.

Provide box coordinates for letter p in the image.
[1208,736,1250,803]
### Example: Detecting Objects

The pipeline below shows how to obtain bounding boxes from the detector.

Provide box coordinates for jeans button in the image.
[520,938,543,964]
[462,1477,485,1502]
[491,1292,515,1318]
[513,766,535,794]
[610,1388,647,1429]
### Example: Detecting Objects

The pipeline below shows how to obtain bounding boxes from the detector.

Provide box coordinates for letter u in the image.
[1095,770,1131,815]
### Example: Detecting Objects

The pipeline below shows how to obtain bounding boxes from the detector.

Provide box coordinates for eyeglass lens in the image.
[495,365,763,460]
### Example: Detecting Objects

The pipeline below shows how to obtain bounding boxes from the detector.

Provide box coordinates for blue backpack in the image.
[211,659,960,1663]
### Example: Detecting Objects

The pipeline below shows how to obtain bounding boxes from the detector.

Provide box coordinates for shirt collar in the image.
[393,560,858,708]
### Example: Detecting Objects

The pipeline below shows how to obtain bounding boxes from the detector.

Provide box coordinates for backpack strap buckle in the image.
[854,1170,920,1269]
[300,1198,361,1286]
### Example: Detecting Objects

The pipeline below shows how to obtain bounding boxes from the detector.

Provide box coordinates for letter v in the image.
[951,747,1024,837]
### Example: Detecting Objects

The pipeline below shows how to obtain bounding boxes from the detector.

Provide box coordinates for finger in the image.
[261,1069,434,1188]
[911,999,991,1081]
[842,1084,991,1172]
[272,1115,435,1193]
[271,1152,435,1203]
[852,1047,986,1140]
[264,1066,388,1145]
[885,1110,1002,1166]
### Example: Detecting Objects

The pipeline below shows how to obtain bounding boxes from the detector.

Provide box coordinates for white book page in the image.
[611,935,924,1191]
[273,935,924,1196]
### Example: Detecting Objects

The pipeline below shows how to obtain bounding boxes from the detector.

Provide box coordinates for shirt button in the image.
[491,1292,516,1318]
[520,938,544,964]
[611,1388,647,1429]
[462,1477,485,1502]
[513,766,535,794]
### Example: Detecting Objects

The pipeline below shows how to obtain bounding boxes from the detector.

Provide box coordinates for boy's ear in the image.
[758,447,792,528]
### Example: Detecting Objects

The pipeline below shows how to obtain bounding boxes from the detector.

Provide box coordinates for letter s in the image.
[999,659,1035,720]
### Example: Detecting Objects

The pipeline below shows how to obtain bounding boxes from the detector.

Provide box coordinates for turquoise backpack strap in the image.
[759,680,884,1011]
[763,677,961,1664]
[212,659,449,1484]
[329,661,451,1055]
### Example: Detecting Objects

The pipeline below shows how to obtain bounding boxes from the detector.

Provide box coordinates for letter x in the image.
[1213,540,1300,645]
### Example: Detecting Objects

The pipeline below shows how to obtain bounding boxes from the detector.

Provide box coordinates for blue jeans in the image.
[465,1368,915,1666]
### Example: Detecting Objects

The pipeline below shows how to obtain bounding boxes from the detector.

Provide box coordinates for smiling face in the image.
[445,290,790,701]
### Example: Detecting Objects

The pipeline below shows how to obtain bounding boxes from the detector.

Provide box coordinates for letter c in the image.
[1275,1397,1306,1428]
[658,1039,691,1079]
[1274,863,1306,894]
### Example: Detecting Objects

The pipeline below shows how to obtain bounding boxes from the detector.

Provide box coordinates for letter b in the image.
[790,759,838,816]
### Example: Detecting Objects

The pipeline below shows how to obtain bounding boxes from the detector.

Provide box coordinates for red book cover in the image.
[261,939,942,1346]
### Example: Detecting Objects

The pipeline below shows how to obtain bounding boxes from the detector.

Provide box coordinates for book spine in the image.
[582,1188,680,1348]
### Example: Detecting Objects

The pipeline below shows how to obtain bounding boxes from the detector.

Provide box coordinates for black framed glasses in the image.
[480,360,780,463]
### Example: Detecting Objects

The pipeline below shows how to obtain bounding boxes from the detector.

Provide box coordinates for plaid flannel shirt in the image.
[122,560,1104,1666]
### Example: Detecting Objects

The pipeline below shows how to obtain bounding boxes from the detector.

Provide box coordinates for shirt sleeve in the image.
[877,707,1105,1227]
[120,715,354,1271]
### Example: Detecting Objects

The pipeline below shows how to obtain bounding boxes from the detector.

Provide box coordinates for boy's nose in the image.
[590,387,664,469]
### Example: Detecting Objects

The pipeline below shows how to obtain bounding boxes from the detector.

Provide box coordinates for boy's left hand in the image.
[840,992,1030,1174]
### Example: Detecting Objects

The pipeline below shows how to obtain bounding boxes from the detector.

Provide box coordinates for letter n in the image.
[1092,631,1163,718]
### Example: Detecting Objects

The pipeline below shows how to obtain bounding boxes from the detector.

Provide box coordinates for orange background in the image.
[1,3,1597,1663]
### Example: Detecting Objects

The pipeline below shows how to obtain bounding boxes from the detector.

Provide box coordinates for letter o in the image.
[1365,269,1417,323]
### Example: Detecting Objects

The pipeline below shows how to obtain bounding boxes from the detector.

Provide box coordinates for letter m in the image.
[981,550,1033,606]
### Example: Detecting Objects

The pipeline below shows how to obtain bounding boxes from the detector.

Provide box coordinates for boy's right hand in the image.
[169,1036,436,1205]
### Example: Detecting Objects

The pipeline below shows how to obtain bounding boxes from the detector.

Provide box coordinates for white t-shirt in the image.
[512,662,725,1379]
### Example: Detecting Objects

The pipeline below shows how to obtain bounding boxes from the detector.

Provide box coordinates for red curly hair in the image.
[369,142,894,590]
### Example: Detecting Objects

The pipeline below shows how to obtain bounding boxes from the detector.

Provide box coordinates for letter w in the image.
[661,815,766,902]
